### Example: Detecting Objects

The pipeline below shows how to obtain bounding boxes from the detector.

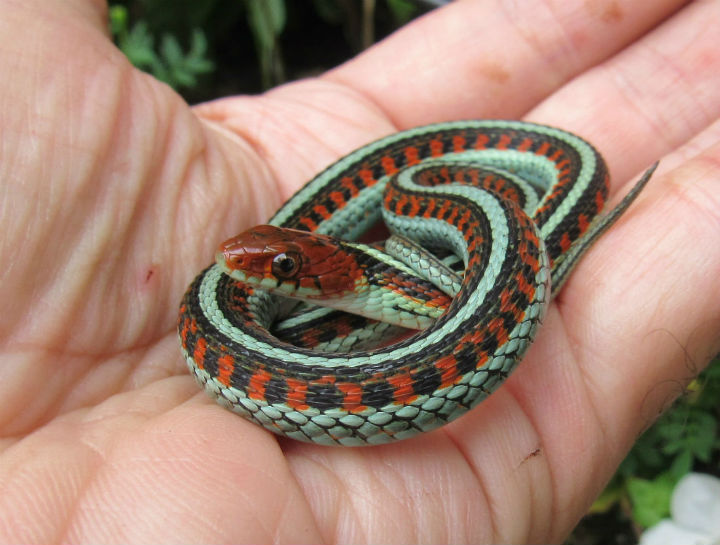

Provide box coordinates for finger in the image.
[327,0,688,127]
[528,0,720,185]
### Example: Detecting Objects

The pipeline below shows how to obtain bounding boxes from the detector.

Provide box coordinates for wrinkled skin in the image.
[1,1,719,543]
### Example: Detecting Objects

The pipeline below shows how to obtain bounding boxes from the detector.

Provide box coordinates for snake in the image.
[178,120,656,446]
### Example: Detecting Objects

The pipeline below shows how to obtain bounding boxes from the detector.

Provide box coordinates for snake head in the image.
[216,225,363,297]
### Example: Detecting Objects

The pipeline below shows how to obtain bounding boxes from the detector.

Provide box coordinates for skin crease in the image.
[0,0,719,542]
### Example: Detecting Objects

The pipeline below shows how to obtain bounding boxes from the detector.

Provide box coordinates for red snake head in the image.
[216,225,363,297]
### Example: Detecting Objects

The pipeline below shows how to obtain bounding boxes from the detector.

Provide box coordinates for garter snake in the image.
[178,120,655,446]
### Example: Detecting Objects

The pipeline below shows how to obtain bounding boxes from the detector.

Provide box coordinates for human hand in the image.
[1,1,718,543]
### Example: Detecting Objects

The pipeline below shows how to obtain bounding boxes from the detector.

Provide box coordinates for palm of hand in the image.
[1,2,719,543]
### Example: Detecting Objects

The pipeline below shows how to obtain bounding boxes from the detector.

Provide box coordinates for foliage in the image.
[108,0,428,98]
[109,5,214,90]
[624,473,676,528]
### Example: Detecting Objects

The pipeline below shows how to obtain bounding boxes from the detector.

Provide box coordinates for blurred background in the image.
[109,0,443,102]
[108,2,720,543]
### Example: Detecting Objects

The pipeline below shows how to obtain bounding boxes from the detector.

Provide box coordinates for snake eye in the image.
[271,251,301,279]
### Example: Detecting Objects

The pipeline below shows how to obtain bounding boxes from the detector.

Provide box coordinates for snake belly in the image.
[178,120,649,446]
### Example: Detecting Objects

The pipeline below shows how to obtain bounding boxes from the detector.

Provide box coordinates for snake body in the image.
[178,120,654,446]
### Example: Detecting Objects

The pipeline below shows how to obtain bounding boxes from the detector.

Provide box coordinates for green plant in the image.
[107,1,431,97]
[109,5,214,90]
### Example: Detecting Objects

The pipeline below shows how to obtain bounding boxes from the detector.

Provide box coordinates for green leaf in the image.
[161,34,184,67]
[188,29,209,59]
[661,410,717,461]
[627,473,676,528]
[687,411,717,461]
[121,21,159,68]
[169,68,197,89]
[146,29,214,89]
[668,449,693,479]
